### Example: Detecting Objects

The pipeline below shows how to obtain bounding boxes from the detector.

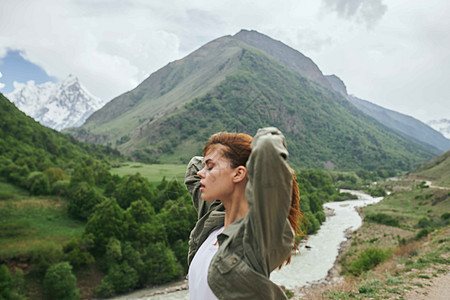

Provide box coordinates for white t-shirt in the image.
[188,226,224,300]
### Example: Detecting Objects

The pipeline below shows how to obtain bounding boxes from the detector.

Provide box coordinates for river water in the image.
[271,190,383,288]
[113,190,383,299]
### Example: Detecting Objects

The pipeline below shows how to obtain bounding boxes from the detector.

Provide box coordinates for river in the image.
[111,190,383,299]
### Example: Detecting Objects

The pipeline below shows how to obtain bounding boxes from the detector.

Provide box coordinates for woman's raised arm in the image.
[244,127,294,273]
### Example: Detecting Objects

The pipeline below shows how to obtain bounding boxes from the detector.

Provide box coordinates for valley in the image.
[294,163,450,299]
[1,28,449,299]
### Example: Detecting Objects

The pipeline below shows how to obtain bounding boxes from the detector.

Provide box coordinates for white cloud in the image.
[0,0,185,100]
[321,0,387,29]
[0,0,448,122]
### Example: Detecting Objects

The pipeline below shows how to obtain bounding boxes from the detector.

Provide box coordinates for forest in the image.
[1,147,357,299]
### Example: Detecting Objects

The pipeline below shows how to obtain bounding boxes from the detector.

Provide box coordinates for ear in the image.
[232,166,247,183]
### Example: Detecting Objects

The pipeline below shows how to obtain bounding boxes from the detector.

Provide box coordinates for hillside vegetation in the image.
[133,48,433,170]
[1,161,349,298]
[295,154,450,299]
[0,94,121,172]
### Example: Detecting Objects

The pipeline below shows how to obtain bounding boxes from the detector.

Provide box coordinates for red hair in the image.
[203,132,304,266]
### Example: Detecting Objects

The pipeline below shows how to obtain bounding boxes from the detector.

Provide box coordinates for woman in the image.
[185,127,301,299]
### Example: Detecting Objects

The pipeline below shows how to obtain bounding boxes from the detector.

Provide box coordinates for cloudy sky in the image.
[0,0,448,123]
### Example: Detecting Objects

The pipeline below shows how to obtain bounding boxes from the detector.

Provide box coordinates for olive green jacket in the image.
[185,127,294,299]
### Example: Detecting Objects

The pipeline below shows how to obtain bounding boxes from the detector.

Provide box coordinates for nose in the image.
[197,167,206,178]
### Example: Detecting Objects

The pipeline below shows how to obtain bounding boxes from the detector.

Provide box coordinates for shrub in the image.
[0,264,11,299]
[441,212,450,224]
[121,242,145,284]
[366,186,387,197]
[171,239,190,273]
[332,191,358,201]
[418,181,429,189]
[302,212,320,234]
[10,268,26,299]
[67,182,104,220]
[417,217,433,228]
[63,234,95,269]
[94,280,115,298]
[96,261,139,296]
[51,180,70,197]
[157,197,196,244]
[44,262,80,300]
[43,167,65,185]
[70,164,95,187]
[348,248,389,275]
[416,228,432,240]
[358,285,376,294]
[84,198,125,254]
[113,173,155,210]
[28,172,51,195]
[1,164,30,187]
[142,242,183,284]
[365,213,399,227]
[30,243,63,274]
[315,211,326,224]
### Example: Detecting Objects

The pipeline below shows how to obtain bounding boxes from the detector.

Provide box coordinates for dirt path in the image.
[425,181,450,190]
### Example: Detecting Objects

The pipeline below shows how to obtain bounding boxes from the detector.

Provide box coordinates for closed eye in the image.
[204,159,214,171]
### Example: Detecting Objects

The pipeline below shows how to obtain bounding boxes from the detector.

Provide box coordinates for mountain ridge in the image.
[66,31,435,171]
[347,95,450,153]
[323,75,450,153]
[233,29,332,89]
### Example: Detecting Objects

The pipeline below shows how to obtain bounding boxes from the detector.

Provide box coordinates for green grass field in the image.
[0,182,84,260]
[110,162,188,184]
[363,187,449,230]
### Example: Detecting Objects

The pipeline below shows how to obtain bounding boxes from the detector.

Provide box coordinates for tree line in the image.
[1,153,354,298]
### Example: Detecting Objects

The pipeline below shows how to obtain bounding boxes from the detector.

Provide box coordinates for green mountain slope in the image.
[410,150,450,187]
[0,94,120,170]
[131,48,434,170]
[66,31,435,171]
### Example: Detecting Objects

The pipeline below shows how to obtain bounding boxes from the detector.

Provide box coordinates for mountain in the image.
[0,93,120,170]
[324,75,450,153]
[233,30,332,90]
[65,30,435,171]
[6,75,105,131]
[427,119,450,139]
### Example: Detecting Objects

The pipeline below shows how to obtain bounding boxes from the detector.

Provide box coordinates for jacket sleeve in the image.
[185,156,220,219]
[244,127,293,269]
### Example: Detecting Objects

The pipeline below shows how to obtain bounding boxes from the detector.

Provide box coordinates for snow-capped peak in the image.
[6,75,106,131]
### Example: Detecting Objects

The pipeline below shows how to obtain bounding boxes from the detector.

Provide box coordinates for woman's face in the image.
[197,145,236,202]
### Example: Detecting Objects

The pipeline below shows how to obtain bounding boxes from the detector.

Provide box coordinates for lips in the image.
[199,182,205,192]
